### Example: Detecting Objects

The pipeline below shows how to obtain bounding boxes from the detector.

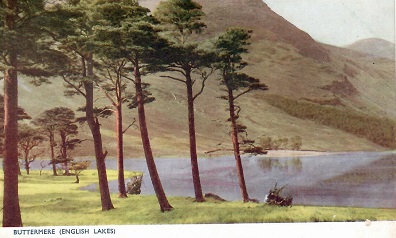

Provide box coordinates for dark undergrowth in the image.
[262,94,396,149]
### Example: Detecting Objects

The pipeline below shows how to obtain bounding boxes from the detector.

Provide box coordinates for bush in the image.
[265,183,293,207]
[260,136,272,150]
[290,136,302,150]
[126,175,143,195]
[259,135,302,150]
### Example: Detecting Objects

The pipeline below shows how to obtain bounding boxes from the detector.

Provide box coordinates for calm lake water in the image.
[78,151,396,209]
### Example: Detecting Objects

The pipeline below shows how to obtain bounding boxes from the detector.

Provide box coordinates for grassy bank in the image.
[1,170,395,226]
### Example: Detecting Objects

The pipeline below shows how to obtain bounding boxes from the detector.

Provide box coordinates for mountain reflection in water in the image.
[78,151,396,208]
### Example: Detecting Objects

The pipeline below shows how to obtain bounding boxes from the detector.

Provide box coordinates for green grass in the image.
[1,170,395,226]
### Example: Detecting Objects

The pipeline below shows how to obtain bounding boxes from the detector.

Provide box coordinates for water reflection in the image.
[258,157,302,174]
[75,151,396,208]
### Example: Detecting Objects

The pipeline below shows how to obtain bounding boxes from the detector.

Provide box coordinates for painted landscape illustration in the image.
[0,0,395,227]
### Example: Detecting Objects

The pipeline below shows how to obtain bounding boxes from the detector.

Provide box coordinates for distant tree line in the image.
[260,135,303,151]
[0,104,82,176]
[263,94,396,149]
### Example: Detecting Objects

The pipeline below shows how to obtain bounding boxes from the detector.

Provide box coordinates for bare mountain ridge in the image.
[347,38,395,60]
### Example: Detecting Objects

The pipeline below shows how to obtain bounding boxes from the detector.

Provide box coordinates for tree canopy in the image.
[155,0,206,44]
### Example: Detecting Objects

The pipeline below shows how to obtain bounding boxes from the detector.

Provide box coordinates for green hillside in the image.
[2,0,395,157]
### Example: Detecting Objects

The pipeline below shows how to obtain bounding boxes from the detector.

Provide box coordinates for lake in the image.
[79,151,396,208]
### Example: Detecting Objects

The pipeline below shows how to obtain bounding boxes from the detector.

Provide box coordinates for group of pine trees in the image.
[0,0,269,226]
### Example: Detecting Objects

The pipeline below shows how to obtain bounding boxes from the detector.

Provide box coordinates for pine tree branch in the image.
[122,118,137,134]
[105,68,117,86]
[93,96,108,103]
[1,54,10,66]
[165,66,187,76]
[204,148,234,154]
[193,68,214,101]
[121,74,135,84]
[160,75,186,84]
[234,88,254,101]
[234,105,241,117]
[94,79,117,107]
[61,74,86,98]
[29,149,46,163]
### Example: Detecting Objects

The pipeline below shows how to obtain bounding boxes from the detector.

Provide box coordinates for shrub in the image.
[265,183,293,207]
[290,136,302,150]
[259,135,302,150]
[126,175,143,195]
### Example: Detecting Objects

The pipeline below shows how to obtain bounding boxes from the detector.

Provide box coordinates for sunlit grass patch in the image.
[0,170,395,226]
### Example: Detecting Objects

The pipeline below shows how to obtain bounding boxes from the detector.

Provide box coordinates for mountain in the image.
[143,0,330,62]
[347,38,395,60]
[4,0,396,158]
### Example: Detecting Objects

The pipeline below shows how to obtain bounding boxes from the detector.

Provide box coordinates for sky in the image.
[264,0,395,47]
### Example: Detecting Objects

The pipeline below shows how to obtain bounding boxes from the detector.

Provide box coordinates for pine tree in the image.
[0,94,31,157]
[41,0,115,211]
[0,0,60,227]
[17,124,45,175]
[34,107,81,176]
[154,0,215,202]
[93,58,131,198]
[91,0,147,198]
[93,0,173,212]
[215,28,268,202]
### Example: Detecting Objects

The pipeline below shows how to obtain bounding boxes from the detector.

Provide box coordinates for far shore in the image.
[257,149,394,158]
[28,149,391,162]
[258,150,338,158]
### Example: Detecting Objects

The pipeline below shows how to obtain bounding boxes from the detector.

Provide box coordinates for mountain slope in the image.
[143,0,329,62]
[2,0,395,157]
[347,38,395,60]
[198,0,330,62]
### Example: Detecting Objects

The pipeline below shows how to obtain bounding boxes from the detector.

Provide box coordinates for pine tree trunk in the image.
[228,89,250,202]
[3,67,22,226]
[84,55,114,211]
[134,62,172,212]
[24,152,30,175]
[2,0,23,227]
[60,132,69,175]
[185,70,204,202]
[50,133,57,175]
[18,164,22,176]
[116,104,127,198]
[25,161,30,175]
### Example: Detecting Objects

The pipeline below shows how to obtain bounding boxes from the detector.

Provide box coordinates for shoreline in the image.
[257,149,395,158]
[260,150,333,158]
[45,149,393,161]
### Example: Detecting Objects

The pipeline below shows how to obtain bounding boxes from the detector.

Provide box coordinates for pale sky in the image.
[264,0,395,46]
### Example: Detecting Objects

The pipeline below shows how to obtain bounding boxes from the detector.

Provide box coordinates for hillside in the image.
[2,0,395,158]
[347,38,395,60]
[145,0,330,62]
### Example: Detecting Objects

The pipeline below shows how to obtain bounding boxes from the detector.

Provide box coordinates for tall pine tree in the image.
[42,0,115,211]
[214,28,268,202]
[154,0,215,202]
[92,0,147,198]
[93,58,131,198]
[93,0,173,212]
[33,107,78,176]
[0,0,62,226]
